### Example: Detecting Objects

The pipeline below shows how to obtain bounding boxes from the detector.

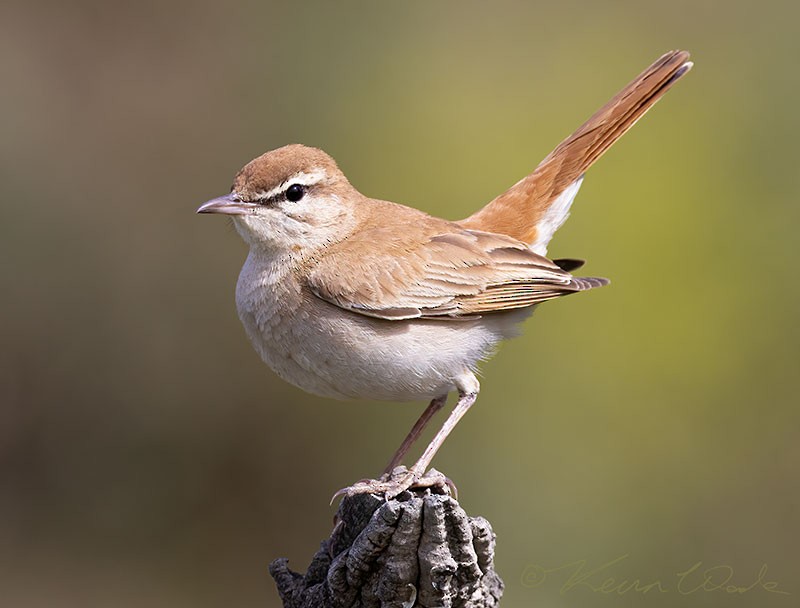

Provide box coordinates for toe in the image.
[384,471,420,500]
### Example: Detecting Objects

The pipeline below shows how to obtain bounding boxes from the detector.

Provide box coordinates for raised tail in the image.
[459,50,692,254]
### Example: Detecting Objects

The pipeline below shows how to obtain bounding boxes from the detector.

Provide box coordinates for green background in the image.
[2,1,798,606]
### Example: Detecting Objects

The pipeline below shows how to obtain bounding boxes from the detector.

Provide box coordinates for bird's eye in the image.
[285,184,305,202]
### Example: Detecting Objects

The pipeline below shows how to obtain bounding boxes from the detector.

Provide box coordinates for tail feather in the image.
[459,50,692,250]
[569,276,610,291]
[553,258,586,272]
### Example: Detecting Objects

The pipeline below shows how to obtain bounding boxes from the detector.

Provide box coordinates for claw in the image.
[330,476,379,505]
[414,468,458,498]
[330,488,345,506]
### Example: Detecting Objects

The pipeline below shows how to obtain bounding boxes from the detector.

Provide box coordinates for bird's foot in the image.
[331,466,457,503]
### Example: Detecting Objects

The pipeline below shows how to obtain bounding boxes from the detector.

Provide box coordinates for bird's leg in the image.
[382,394,448,477]
[394,389,478,495]
[333,376,479,501]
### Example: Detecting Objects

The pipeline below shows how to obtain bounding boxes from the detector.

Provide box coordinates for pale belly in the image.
[235,253,529,402]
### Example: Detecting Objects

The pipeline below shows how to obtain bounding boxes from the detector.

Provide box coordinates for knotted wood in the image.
[269,484,504,608]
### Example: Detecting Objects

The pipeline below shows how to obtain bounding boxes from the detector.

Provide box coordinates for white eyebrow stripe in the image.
[254,169,328,201]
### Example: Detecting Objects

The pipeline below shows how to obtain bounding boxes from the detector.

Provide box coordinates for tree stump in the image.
[269,477,504,608]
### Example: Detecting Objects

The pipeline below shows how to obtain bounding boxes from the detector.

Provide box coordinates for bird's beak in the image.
[196,194,253,215]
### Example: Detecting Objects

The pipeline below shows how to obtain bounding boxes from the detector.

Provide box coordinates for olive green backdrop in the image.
[1,1,798,606]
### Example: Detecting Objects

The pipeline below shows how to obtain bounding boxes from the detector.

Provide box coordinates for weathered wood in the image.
[269,478,504,607]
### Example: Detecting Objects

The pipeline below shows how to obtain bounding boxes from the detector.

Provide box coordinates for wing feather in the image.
[306,220,608,321]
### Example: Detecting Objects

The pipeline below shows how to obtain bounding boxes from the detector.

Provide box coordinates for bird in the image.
[197,50,692,499]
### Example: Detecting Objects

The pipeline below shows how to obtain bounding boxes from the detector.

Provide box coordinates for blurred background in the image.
[1,1,798,606]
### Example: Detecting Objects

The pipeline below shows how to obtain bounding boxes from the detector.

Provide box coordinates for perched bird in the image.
[198,50,692,498]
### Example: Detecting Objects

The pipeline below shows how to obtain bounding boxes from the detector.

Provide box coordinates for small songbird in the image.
[198,50,692,498]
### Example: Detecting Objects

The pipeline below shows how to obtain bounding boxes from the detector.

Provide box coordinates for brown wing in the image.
[306,222,608,321]
[459,50,692,247]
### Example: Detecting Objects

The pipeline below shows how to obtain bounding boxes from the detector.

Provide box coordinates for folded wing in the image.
[306,223,608,321]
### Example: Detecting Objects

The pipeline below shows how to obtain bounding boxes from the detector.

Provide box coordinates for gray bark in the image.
[269,485,504,608]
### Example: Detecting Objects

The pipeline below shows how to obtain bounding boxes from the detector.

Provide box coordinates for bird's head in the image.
[198,144,360,252]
